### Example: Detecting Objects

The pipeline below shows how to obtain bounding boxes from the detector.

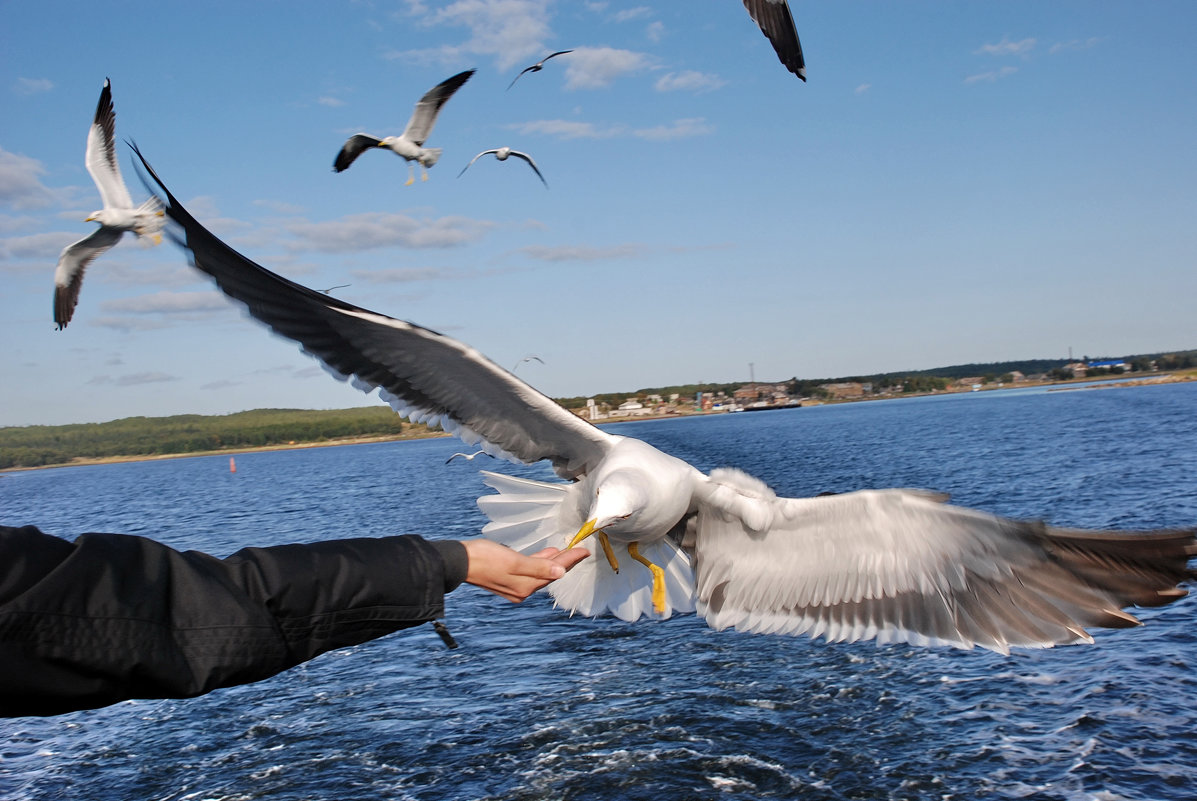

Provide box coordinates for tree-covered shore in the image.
[0,407,436,470]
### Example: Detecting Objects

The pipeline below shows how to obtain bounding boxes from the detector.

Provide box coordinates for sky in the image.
[2,1,1195,427]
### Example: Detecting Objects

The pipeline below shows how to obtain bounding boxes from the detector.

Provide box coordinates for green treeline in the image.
[0,407,419,469]
[6,350,1193,470]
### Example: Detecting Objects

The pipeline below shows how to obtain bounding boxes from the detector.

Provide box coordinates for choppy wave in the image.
[3,383,1196,800]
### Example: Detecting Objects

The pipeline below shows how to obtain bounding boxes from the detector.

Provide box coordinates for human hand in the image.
[461,539,590,603]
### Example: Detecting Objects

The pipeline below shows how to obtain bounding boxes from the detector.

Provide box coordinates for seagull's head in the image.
[86,209,113,225]
[584,472,650,538]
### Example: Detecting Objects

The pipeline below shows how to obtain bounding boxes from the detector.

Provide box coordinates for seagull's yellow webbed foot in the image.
[567,519,620,573]
[404,176,415,186]
[628,542,666,615]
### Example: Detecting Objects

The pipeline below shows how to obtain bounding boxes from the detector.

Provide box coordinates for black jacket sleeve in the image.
[0,524,469,718]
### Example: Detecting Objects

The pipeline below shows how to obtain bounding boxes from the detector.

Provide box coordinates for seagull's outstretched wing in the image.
[509,150,548,187]
[693,469,1194,652]
[134,146,611,479]
[457,149,500,177]
[53,226,124,329]
[742,0,806,81]
[86,78,133,211]
[401,69,475,146]
[333,134,382,172]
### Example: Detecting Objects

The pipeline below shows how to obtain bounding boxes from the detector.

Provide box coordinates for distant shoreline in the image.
[4,373,1190,474]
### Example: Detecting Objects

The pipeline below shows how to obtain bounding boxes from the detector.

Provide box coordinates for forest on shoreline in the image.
[5,350,1193,470]
[0,407,430,470]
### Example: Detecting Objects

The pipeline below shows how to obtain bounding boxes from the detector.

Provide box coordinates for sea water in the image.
[2,382,1195,800]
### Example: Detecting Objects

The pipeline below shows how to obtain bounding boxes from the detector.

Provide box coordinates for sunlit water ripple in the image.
[3,382,1196,800]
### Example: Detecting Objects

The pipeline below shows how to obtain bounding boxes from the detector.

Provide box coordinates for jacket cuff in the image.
[431,540,469,593]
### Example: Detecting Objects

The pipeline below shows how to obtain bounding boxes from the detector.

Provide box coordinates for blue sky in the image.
[2,1,1195,427]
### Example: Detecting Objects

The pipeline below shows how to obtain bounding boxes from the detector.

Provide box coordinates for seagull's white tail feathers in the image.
[477,470,575,553]
[550,537,696,622]
[419,147,443,167]
[132,195,166,239]
[476,469,697,622]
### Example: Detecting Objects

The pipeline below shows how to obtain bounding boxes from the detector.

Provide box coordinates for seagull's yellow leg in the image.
[596,531,619,574]
[405,165,416,186]
[627,542,666,615]
[566,519,620,573]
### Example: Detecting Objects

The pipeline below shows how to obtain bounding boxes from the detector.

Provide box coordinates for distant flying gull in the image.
[317,284,350,295]
[447,450,494,464]
[513,354,545,371]
[508,50,573,90]
[333,69,475,185]
[53,79,165,329]
[458,148,548,187]
[743,0,806,81]
[135,148,1196,653]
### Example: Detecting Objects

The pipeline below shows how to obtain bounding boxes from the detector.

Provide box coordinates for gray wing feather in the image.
[457,149,499,177]
[511,151,548,187]
[742,0,806,81]
[401,69,474,145]
[86,78,133,210]
[693,468,1194,652]
[134,145,612,479]
[333,134,382,172]
[53,226,123,328]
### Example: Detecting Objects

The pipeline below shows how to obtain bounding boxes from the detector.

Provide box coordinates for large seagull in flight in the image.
[333,69,474,185]
[53,79,164,329]
[135,148,1194,653]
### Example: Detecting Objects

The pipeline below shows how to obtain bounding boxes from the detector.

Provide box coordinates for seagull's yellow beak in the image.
[85,215,96,222]
[567,518,598,549]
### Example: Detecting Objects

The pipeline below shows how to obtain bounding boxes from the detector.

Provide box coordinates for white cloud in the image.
[1050,37,1103,55]
[350,266,446,283]
[634,117,713,141]
[0,231,76,261]
[964,66,1018,84]
[646,21,664,43]
[14,77,53,95]
[100,290,231,315]
[0,214,40,234]
[519,243,645,262]
[509,116,711,141]
[975,37,1036,57]
[0,147,55,210]
[613,6,651,23]
[253,198,306,215]
[392,0,555,70]
[286,212,496,252]
[508,119,626,139]
[654,71,726,94]
[855,83,872,95]
[88,371,180,387]
[563,46,654,89]
[317,96,346,107]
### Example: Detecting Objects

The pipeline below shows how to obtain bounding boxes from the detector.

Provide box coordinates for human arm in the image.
[0,525,582,717]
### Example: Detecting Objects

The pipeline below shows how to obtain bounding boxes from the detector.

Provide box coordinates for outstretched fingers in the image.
[462,539,591,603]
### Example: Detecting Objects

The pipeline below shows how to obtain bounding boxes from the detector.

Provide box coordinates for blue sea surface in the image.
[3,382,1196,800]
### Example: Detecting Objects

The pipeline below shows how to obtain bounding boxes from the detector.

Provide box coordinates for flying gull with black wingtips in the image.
[53,78,164,329]
[458,147,548,187]
[134,145,1195,653]
[333,69,475,185]
[508,50,573,90]
[743,0,806,81]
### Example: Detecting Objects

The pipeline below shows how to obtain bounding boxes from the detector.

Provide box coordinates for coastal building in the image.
[820,382,865,399]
